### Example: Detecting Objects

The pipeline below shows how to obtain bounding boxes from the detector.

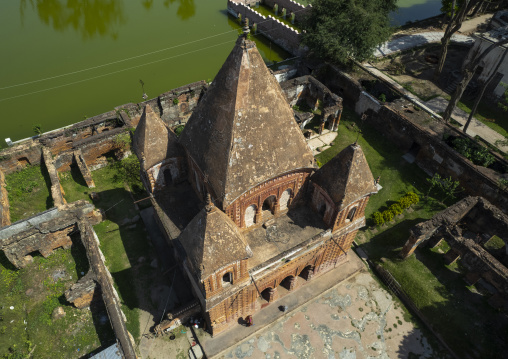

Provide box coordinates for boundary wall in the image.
[262,0,311,24]
[313,64,508,213]
[228,0,302,55]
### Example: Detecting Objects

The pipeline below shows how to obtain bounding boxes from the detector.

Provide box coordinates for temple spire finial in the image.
[205,192,214,212]
[242,17,250,38]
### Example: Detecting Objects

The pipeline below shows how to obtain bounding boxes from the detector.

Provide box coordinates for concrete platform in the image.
[197,251,367,358]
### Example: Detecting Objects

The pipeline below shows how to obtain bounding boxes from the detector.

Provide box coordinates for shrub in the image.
[405,191,419,205]
[389,203,403,215]
[173,98,179,106]
[372,211,384,226]
[382,210,394,222]
[33,124,43,135]
[379,93,386,103]
[451,137,495,167]
[398,196,412,209]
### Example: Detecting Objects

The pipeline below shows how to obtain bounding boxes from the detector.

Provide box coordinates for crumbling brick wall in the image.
[0,170,10,227]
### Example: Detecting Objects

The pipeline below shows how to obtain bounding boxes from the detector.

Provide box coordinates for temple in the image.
[133,34,377,335]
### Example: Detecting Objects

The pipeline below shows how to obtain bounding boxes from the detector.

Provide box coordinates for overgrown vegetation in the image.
[371,192,419,226]
[450,136,495,167]
[0,246,110,358]
[59,156,153,343]
[5,165,53,222]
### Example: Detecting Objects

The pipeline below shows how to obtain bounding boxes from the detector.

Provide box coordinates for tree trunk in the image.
[443,38,508,123]
[434,37,450,80]
[433,0,473,81]
[463,48,508,133]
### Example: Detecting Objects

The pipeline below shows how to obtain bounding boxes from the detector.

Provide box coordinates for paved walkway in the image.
[373,32,473,58]
[424,97,508,152]
[306,130,338,156]
[359,63,508,153]
[197,253,366,358]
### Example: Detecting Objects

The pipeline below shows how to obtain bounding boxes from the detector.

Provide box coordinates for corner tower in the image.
[179,36,315,228]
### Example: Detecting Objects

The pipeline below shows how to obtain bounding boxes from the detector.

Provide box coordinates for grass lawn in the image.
[0,241,112,358]
[457,99,508,139]
[59,157,153,343]
[5,165,53,222]
[317,107,507,358]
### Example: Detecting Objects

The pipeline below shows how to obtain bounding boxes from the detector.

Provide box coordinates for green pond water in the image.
[0,0,441,146]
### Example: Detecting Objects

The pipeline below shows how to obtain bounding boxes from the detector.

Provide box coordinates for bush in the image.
[398,196,412,209]
[382,210,394,222]
[389,203,403,215]
[451,137,495,167]
[379,93,386,103]
[173,98,179,105]
[405,191,419,205]
[372,211,384,226]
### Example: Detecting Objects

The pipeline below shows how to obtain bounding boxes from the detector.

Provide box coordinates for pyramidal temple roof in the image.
[133,104,181,170]
[179,200,253,280]
[311,144,377,210]
[179,37,315,208]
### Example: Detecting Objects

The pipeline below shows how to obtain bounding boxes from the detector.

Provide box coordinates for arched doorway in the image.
[279,189,291,211]
[244,204,256,227]
[262,195,277,219]
[260,287,275,303]
[279,275,296,291]
[299,265,314,281]
[346,207,357,222]
[163,169,173,187]
[318,202,327,217]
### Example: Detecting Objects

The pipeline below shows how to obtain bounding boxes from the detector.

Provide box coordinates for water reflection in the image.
[21,0,124,39]
[163,0,195,21]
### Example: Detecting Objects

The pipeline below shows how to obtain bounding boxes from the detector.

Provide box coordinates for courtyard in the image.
[217,271,445,359]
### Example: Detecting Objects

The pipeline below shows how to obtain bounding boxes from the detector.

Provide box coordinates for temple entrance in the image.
[279,189,291,211]
[245,204,256,227]
[279,275,296,291]
[262,195,276,219]
[163,169,173,187]
[299,265,314,281]
[260,287,275,303]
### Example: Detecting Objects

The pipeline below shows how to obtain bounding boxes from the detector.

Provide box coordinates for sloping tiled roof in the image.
[311,144,377,210]
[179,201,252,280]
[179,37,315,208]
[133,104,181,170]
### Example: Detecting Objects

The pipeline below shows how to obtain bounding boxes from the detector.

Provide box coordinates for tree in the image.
[433,0,476,81]
[442,37,508,123]
[463,48,508,133]
[439,176,463,203]
[32,124,43,135]
[426,173,442,197]
[301,0,397,65]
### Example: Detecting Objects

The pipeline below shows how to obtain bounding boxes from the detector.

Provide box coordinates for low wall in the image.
[0,81,207,176]
[262,0,311,24]
[317,64,508,213]
[228,0,302,55]
[0,170,10,227]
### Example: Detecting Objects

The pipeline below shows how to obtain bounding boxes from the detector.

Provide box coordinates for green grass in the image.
[484,235,505,252]
[316,107,444,221]
[457,99,508,139]
[0,244,110,358]
[5,165,53,222]
[60,157,153,344]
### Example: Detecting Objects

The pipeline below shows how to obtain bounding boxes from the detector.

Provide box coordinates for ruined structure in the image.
[401,196,508,311]
[133,34,376,335]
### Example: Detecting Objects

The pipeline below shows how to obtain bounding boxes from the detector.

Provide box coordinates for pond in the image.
[0,0,442,146]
